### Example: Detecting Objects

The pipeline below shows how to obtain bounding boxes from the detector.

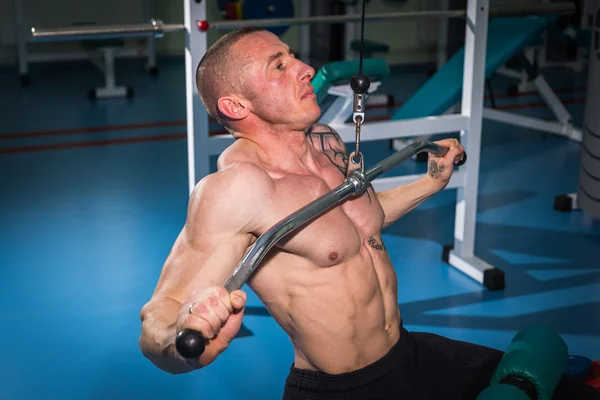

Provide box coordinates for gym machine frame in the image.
[12,0,158,95]
[186,0,572,290]
[28,1,576,290]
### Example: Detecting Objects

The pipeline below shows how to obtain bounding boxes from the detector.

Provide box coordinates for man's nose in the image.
[297,60,315,82]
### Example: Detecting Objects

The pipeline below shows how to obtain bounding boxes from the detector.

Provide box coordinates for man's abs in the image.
[249,240,401,374]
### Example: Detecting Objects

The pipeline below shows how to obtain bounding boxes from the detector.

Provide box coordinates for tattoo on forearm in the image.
[306,125,349,176]
[428,160,444,179]
[368,236,385,251]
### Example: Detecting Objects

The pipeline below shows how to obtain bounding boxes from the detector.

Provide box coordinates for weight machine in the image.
[27,0,577,290]
[12,0,158,98]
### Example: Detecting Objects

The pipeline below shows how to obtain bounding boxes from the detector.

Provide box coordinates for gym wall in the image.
[0,0,543,68]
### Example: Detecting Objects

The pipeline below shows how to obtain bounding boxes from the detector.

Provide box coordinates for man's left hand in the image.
[425,138,465,190]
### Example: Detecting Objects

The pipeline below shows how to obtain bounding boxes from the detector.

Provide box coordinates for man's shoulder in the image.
[187,162,274,229]
[306,124,347,154]
[194,162,274,201]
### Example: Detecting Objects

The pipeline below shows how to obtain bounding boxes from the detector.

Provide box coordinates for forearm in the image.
[139,297,200,375]
[376,176,440,228]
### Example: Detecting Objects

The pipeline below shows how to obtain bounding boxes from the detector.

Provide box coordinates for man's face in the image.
[230,31,321,130]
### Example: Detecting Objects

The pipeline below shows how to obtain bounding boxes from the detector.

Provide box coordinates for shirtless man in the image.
[138,28,599,400]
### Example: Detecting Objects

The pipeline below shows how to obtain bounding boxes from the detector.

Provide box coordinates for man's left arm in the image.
[376,138,465,228]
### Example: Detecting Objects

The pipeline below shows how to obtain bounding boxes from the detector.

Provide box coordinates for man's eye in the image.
[276,63,284,70]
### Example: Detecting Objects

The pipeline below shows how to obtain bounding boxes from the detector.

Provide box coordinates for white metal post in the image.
[13,0,28,79]
[455,0,488,256]
[185,0,210,194]
[447,0,504,290]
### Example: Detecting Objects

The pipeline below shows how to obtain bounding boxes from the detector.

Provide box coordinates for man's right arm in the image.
[138,163,273,374]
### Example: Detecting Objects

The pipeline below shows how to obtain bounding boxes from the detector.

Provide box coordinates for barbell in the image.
[29,2,576,42]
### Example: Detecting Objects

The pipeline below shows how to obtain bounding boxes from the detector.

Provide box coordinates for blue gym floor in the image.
[1,57,599,399]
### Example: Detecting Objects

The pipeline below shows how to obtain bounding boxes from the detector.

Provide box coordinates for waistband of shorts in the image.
[284,322,410,392]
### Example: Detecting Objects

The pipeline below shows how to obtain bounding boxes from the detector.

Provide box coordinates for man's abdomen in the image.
[261,247,401,374]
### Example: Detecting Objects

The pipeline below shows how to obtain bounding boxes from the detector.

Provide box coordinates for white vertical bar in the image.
[13,0,28,77]
[299,1,311,63]
[185,0,210,195]
[454,0,489,256]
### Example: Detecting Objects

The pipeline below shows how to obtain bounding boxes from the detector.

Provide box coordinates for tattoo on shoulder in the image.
[306,124,349,176]
[428,160,444,179]
[368,236,385,251]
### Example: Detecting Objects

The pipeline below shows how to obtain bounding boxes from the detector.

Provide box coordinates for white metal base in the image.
[447,250,504,290]
[95,86,129,99]
[88,47,131,99]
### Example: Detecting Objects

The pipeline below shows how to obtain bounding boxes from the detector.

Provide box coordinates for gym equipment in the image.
[554,3,600,218]
[476,326,568,400]
[576,4,600,219]
[13,0,158,90]
[390,15,582,143]
[216,0,295,36]
[79,35,134,99]
[186,1,577,291]
[585,361,600,391]
[314,58,389,128]
[176,140,468,359]
[244,0,294,36]
[27,0,577,289]
[194,3,575,32]
[567,355,594,380]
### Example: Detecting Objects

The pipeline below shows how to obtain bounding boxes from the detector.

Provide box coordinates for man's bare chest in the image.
[257,163,385,266]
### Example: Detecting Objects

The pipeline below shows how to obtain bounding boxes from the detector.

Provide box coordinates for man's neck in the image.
[235,126,316,173]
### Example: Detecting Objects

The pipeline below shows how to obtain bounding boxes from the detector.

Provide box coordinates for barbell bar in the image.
[197,3,575,31]
[30,19,184,42]
[29,2,575,42]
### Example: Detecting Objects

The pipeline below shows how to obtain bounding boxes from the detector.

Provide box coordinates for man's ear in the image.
[217,96,250,121]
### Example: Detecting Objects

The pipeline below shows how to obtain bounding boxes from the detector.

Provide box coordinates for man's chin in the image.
[306,108,322,125]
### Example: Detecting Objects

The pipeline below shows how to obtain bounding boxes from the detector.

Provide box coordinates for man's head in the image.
[196,28,321,134]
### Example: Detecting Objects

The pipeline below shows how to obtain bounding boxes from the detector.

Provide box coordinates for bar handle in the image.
[176,329,205,359]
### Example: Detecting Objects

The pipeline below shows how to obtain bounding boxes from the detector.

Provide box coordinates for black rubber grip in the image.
[456,151,467,166]
[176,329,206,359]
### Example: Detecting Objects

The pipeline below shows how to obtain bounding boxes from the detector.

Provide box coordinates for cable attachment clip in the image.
[350,72,370,124]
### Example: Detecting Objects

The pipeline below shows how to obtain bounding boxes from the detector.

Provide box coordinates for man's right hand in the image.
[177,286,247,366]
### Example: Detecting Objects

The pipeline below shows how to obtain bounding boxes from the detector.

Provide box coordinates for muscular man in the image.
[139,28,598,399]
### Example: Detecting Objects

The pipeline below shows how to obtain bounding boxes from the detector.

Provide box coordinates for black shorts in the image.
[282,323,599,400]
